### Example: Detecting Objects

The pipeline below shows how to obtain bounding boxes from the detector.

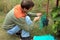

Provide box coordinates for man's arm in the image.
[27,12,37,17]
[27,12,42,17]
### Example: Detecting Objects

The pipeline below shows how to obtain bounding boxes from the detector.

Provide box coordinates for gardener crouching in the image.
[2,0,42,40]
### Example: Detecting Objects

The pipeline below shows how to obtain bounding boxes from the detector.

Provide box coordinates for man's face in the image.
[23,7,32,13]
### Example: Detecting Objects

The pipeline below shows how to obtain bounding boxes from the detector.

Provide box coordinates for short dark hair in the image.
[21,0,34,10]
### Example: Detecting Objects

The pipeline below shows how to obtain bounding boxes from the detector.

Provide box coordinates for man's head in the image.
[21,0,34,13]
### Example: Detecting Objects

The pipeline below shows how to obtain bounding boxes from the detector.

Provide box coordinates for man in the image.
[2,0,42,40]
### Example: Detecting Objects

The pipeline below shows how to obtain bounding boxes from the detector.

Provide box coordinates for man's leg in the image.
[7,25,21,35]
[21,16,33,40]
[7,16,33,40]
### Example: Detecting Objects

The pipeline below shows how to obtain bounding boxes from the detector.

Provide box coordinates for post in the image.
[46,0,49,17]
[56,0,59,8]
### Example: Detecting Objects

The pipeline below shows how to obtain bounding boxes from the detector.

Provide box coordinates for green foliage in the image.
[51,7,60,20]
[30,7,60,36]
[0,0,57,13]
[50,6,60,37]
[30,24,54,36]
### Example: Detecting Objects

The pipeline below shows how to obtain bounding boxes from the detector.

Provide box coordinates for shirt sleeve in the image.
[27,12,37,17]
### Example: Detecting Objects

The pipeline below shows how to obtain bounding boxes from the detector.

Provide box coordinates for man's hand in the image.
[36,13,42,17]
[33,13,42,22]
[33,17,40,22]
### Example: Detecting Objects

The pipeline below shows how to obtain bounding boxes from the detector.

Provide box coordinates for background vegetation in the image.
[0,0,60,40]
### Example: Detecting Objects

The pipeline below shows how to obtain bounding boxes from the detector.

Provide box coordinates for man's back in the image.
[2,8,16,30]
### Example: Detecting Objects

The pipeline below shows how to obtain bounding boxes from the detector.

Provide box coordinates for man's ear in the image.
[24,8,27,10]
[23,8,28,13]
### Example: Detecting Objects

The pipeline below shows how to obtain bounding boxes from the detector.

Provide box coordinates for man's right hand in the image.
[33,17,40,22]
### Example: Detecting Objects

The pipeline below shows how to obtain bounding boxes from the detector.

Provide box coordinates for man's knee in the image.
[25,16,32,25]
[7,25,20,35]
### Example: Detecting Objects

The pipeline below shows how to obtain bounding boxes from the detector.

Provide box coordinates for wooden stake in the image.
[56,0,59,8]
[46,0,49,17]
